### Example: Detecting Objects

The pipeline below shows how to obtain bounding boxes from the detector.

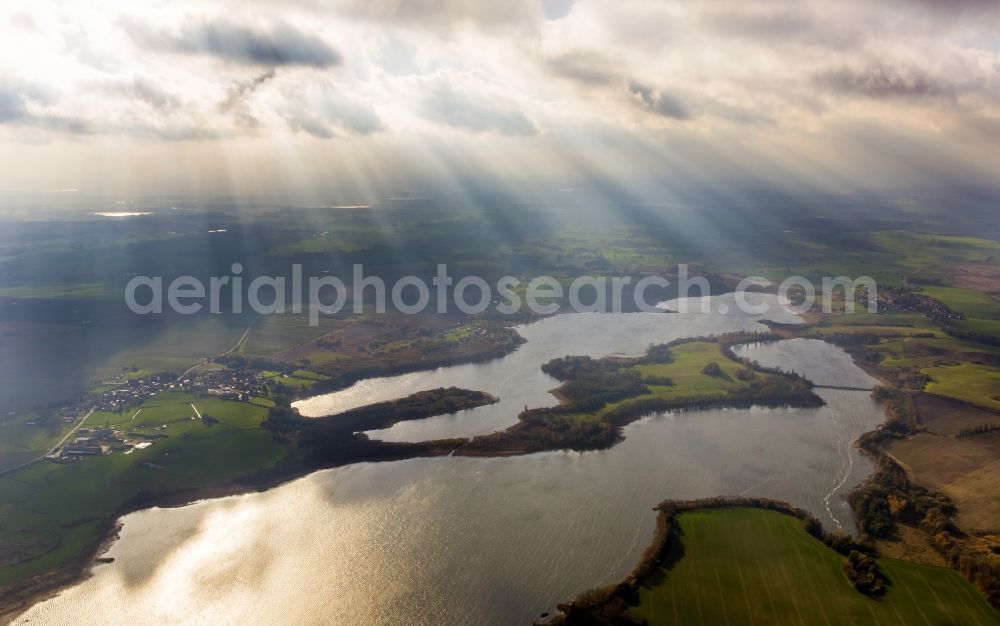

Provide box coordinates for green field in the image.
[873,231,1000,272]
[957,317,1000,336]
[570,341,793,423]
[922,362,1000,411]
[261,371,321,390]
[920,286,1000,320]
[239,314,344,356]
[630,508,998,626]
[870,335,1000,369]
[630,342,759,400]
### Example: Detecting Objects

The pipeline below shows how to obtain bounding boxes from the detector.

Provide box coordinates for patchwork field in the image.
[873,231,1000,274]
[629,507,998,626]
[887,395,1000,533]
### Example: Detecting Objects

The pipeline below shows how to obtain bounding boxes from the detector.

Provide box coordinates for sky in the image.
[0,0,999,201]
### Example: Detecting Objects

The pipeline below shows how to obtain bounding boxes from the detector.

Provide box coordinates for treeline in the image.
[551,497,878,625]
[956,423,1000,438]
[541,356,649,411]
[926,505,1000,608]
[848,453,954,539]
[942,324,1000,347]
[852,389,952,539]
[216,354,295,374]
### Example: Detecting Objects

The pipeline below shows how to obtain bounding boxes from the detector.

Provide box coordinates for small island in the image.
[458,333,824,455]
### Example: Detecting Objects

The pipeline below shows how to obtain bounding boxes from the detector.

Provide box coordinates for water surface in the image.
[17,299,886,626]
[295,293,801,441]
[733,338,879,389]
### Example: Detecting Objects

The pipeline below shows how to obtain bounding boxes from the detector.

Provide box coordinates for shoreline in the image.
[0,397,833,619]
[547,496,882,625]
[0,304,868,623]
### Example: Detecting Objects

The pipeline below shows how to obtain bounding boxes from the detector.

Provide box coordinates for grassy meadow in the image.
[556,340,798,424]
[630,507,998,626]
[921,363,1000,411]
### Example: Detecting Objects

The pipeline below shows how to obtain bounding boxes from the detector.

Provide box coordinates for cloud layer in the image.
[0,0,998,193]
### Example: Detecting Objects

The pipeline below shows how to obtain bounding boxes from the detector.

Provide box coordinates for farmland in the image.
[0,392,288,595]
[629,507,998,626]
[887,395,1000,533]
[922,363,1000,411]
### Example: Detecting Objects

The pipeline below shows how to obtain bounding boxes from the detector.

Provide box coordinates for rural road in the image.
[175,323,253,383]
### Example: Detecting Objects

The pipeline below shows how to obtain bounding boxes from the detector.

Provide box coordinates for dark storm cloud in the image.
[814,64,956,100]
[128,19,342,68]
[423,84,539,136]
[628,81,690,120]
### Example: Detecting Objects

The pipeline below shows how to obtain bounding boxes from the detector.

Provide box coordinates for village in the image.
[40,367,269,461]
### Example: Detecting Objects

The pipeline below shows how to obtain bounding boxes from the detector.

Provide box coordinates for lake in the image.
[293,293,803,441]
[16,296,886,625]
